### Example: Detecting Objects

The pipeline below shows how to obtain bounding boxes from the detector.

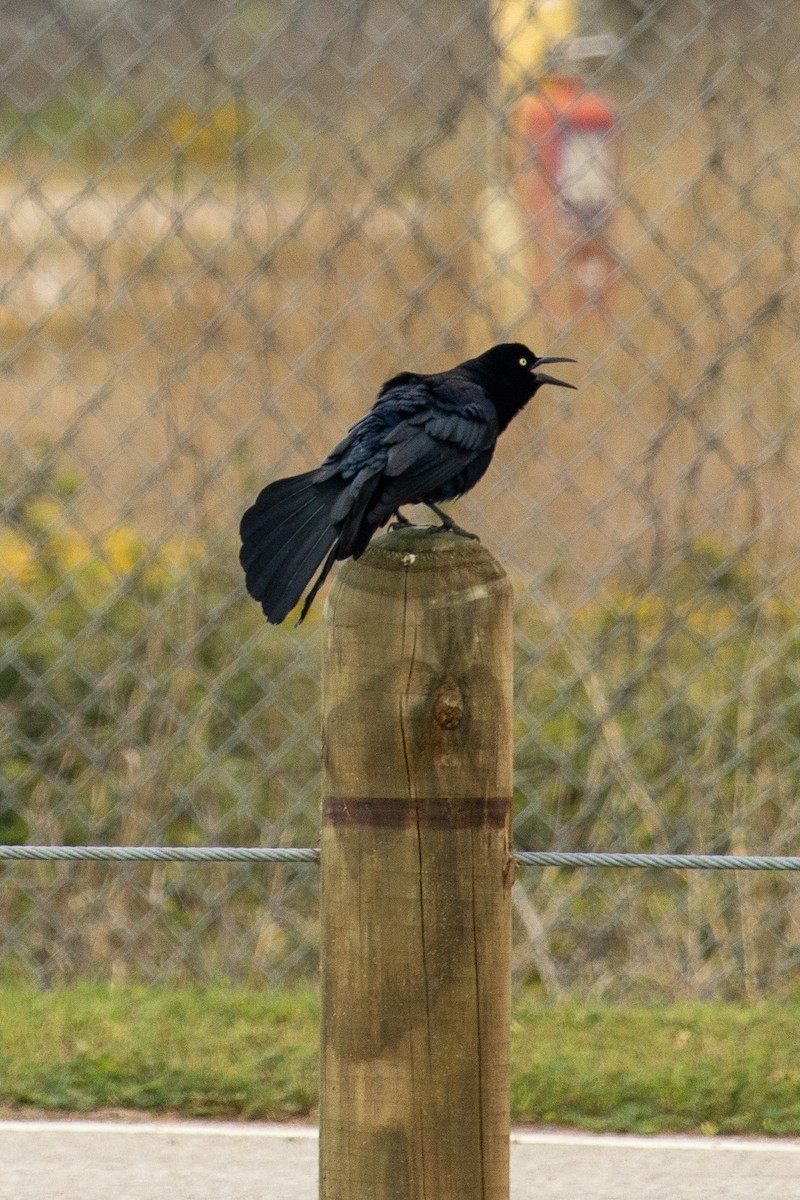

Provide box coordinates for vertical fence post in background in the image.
[320,526,514,1200]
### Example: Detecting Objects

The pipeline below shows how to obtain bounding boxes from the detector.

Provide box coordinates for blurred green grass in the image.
[2,984,800,1134]
[0,93,296,170]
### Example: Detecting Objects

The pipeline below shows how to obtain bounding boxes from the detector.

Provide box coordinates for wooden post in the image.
[320,526,514,1200]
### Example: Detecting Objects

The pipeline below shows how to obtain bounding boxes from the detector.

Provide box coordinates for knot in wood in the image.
[432,683,465,729]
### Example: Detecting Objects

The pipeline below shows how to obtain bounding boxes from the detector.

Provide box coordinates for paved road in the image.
[2,1120,799,1199]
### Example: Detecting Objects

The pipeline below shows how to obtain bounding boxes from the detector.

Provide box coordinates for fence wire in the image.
[0,0,799,999]
[6,845,800,871]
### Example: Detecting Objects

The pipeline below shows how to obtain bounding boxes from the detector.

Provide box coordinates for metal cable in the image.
[0,846,319,863]
[2,846,800,871]
[513,852,800,871]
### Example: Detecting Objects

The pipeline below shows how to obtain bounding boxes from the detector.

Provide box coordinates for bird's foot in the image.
[425,521,480,541]
[423,503,479,541]
[388,510,414,532]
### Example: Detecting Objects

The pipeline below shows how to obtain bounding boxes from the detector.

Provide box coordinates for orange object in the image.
[517,78,619,224]
[515,78,620,310]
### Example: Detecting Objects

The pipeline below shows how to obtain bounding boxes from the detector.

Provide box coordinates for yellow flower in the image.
[167,102,249,161]
[0,529,34,580]
[161,536,205,569]
[23,498,61,534]
[51,529,92,571]
[102,527,146,573]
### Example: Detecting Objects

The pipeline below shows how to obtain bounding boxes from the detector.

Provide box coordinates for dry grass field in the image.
[1,54,796,595]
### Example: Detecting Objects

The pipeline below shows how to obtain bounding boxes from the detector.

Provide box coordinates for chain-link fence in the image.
[0,0,798,999]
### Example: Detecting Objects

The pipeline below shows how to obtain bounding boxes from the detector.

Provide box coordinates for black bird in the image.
[240,342,575,625]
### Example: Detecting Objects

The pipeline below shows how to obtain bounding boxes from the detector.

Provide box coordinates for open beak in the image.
[531,356,577,389]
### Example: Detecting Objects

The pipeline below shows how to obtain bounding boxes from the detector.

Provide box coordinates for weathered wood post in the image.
[320,526,514,1200]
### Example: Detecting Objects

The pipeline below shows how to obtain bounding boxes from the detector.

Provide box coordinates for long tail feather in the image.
[244,494,332,596]
[296,542,340,626]
[239,471,343,624]
[239,471,318,542]
[239,490,324,574]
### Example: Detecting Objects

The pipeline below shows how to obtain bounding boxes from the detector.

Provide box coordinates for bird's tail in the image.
[239,471,342,625]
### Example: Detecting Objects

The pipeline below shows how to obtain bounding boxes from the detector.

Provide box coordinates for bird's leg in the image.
[388,509,414,531]
[424,503,479,541]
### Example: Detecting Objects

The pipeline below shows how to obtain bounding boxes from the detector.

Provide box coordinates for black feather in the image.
[239,343,575,624]
[239,474,341,623]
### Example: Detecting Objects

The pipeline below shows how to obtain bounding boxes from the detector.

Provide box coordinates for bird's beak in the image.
[531,356,577,389]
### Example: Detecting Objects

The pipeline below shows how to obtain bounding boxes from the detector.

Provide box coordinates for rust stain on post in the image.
[319,527,514,1200]
[322,795,509,829]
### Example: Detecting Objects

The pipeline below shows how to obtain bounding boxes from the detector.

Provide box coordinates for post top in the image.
[326,525,512,617]
[355,526,503,573]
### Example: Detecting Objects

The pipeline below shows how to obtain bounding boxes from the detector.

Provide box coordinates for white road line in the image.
[1,1120,799,1154]
[0,1120,318,1139]
[510,1130,800,1153]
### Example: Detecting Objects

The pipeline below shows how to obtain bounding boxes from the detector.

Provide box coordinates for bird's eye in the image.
[519,357,528,367]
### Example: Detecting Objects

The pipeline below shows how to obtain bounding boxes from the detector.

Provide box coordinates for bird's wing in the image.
[313,384,429,482]
[382,382,496,474]
[313,416,375,478]
[378,385,497,503]
[423,375,499,451]
[314,376,497,505]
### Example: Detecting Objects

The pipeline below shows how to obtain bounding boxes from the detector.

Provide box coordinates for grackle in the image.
[239,342,575,625]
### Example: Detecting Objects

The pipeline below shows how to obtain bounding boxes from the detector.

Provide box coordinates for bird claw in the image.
[450,524,480,541]
[389,512,414,532]
[424,522,480,541]
[422,502,479,541]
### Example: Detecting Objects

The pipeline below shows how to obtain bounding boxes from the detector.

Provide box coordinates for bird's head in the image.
[464,342,576,430]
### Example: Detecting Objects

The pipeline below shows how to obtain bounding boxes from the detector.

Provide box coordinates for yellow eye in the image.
[519,357,528,366]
